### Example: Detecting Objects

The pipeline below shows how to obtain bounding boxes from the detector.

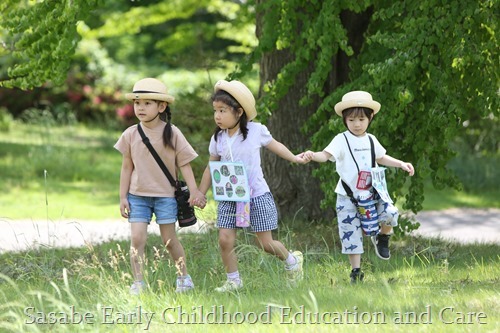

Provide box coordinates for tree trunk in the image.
[255,2,372,221]
[260,53,330,221]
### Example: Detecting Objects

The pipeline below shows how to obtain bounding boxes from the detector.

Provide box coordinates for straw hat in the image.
[214,80,257,120]
[125,78,175,103]
[334,91,381,116]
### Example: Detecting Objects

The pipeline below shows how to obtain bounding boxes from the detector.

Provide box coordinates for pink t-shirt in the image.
[114,122,198,197]
[209,122,273,198]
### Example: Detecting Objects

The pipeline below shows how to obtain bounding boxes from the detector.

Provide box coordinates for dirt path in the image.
[410,208,499,244]
[0,218,210,253]
[1,208,498,253]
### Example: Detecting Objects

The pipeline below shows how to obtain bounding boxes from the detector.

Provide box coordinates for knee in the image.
[218,233,234,251]
[162,236,179,250]
[255,239,266,251]
[130,234,146,249]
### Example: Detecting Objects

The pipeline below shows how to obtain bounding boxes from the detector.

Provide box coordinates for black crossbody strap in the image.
[341,134,376,203]
[137,123,177,187]
[368,135,375,168]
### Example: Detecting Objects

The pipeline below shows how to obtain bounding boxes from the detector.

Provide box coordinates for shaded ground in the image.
[1,208,498,253]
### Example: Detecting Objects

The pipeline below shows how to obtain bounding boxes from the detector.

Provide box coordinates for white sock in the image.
[227,271,241,284]
[285,252,297,268]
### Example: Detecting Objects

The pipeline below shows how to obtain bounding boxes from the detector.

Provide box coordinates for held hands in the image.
[294,152,312,164]
[302,151,315,162]
[189,189,207,209]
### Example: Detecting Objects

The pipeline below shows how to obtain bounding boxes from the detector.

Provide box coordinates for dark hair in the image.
[212,90,249,141]
[158,103,174,148]
[341,107,374,128]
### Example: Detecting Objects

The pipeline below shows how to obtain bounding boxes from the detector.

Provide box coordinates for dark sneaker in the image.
[371,233,391,260]
[350,269,364,284]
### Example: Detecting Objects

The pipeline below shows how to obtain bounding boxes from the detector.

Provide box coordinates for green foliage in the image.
[82,0,257,70]
[242,0,499,214]
[0,0,100,89]
[0,0,256,89]
[0,107,13,131]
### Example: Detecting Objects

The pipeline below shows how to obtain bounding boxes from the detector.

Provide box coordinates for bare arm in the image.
[179,162,207,208]
[265,139,309,164]
[119,154,134,218]
[377,154,415,176]
[198,155,220,195]
[303,150,332,163]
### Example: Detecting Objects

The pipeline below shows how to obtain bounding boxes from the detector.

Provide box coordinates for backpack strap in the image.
[340,134,376,204]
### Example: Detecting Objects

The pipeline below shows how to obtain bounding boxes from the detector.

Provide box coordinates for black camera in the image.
[175,181,197,227]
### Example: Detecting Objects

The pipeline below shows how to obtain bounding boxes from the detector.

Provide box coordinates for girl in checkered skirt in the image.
[198,80,309,292]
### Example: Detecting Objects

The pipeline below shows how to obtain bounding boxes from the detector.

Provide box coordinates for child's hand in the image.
[400,162,415,176]
[294,152,310,164]
[303,151,314,162]
[189,189,207,209]
[120,198,130,218]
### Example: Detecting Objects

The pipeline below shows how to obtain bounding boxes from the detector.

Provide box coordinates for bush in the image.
[448,154,500,192]
[0,107,13,131]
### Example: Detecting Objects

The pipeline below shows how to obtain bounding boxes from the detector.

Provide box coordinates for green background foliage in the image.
[243,0,499,213]
[0,0,498,217]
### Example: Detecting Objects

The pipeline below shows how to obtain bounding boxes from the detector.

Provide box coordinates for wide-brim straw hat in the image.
[334,91,381,116]
[214,80,257,121]
[125,78,175,103]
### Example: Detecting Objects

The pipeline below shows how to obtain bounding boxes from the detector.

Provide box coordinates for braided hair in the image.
[158,104,174,148]
[212,90,249,142]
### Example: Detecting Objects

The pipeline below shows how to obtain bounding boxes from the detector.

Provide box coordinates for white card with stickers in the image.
[371,167,393,203]
[209,161,250,202]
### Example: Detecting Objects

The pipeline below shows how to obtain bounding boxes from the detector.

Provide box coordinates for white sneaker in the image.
[214,279,243,293]
[286,251,304,285]
[175,275,195,293]
[129,281,146,295]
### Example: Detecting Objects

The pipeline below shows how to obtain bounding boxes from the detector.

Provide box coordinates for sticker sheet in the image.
[371,167,393,203]
[209,161,250,202]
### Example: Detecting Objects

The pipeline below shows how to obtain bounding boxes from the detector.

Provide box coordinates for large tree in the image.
[1,0,498,220]
[0,0,256,89]
[234,0,498,220]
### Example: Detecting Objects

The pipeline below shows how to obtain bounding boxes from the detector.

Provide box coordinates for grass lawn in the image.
[1,122,498,222]
[1,224,498,333]
[0,122,498,332]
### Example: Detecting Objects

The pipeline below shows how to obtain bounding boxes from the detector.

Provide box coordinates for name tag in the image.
[356,171,372,190]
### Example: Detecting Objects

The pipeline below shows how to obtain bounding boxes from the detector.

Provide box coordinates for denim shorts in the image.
[127,193,177,224]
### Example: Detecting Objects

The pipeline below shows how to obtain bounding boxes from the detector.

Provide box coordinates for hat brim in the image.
[125,92,175,103]
[334,100,380,116]
[215,80,257,121]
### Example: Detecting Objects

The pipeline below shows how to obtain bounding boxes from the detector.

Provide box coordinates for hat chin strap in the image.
[144,112,160,123]
[228,117,241,130]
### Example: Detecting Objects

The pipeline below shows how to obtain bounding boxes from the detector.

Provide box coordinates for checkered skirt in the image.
[217,192,278,232]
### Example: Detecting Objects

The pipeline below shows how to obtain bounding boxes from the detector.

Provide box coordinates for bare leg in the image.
[380,224,392,235]
[130,223,148,281]
[349,253,361,269]
[255,231,289,261]
[159,223,188,276]
[218,228,238,273]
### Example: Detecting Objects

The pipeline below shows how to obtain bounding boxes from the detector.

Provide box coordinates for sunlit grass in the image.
[0,224,498,333]
[1,122,499,221]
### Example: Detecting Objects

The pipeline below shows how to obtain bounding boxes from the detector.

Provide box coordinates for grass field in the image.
[0,122,498,332]
[0,122,498,222]
[1,223,499,333]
